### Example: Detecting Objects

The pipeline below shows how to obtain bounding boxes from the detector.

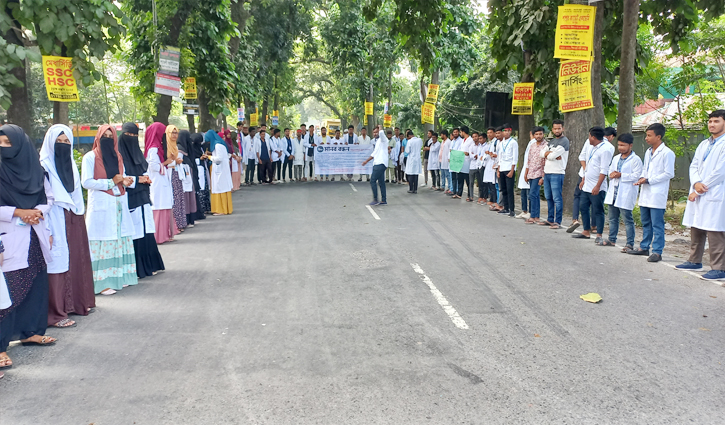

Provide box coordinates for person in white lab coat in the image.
[627,123,675,262]
[496,124,519,216]
[205,130,234,215]
[602,133,643,251]
[82,125,138,295]
[330,129,345,181]
[517,131,537,220]
[293,129,306,181]
[427,132,441,190]
[438,130,451,192]
[145,122,177,244]
[404,130,423,193]
[318,127,332,181]
[118,122,165,279]
[343,125,359,181]
[40,125,95,327]
[456,126,475,201]
[304,125,319,181]
[678,110,725,280]
[385,129,398,183]
[270,128,284,183]
[243,127,256,185]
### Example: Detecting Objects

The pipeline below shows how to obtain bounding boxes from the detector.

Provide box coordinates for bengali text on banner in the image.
[41,56,79,102]
[558,59,593,112]
[554,5,596,61]
[511,83,534,115]
[314,145,375,175]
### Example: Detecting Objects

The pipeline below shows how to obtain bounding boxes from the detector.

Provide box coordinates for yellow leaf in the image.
[580,293,602,303]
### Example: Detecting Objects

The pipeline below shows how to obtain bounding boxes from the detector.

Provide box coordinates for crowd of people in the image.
[0,109,723,380]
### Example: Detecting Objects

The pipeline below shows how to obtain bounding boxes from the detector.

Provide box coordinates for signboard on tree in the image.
[154,73,181,97]
[511,83,534,115]
[364,102,374,116]
[184,77,197,99]
[558,60,593,112]
[41,56,79,102]
[554,5,596,61]
[421,103,436,124]
[383,114,392,127]
[425,84,440,104]
[159,46,181,76]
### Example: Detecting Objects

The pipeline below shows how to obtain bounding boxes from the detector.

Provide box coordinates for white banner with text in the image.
[314,144,374,175]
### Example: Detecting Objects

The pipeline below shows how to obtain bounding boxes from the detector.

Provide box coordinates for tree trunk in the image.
[5,1,32,134]
[186,113,196,133]
[617,0,640,134]
[261,98,269,126]
[53,102,69,125]
[152,10,189,124]
[563,108,593,214]
[517,50,535,169]
[198,88,215,132]
[590,1,605,127]
[366,82,374,134]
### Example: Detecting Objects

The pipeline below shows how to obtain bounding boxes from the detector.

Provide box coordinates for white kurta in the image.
[604,152,643,210]
[405,137,423,175]
[293,137,306,165]
[517,140,536,189]
[81,151,136,241]
[147,147,174,210]
[211,143,233,194]
[638,143,676,209]
[683,136,725,231]
[439,140,451,170]
[428,142,441,170]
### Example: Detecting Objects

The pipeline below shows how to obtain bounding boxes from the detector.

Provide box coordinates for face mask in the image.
[54,142,74,193]
[100,137,114,148]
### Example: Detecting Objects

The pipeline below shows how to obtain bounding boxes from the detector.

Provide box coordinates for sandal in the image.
[621,245,633,253]
[21,335,57,346]
[52,318,76,328]
[0,354,12,369]
[466,198,473,202]
[549,224,561,229]
[537,221,552,226]
[525,218,537,224]
[571,233,591,239]
[601,240,616,247]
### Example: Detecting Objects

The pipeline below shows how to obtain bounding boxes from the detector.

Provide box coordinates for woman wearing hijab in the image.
[145,122,177,244]
[165,125,188,231]
[204,130,234,215]
[40,124,95,328]
[191,133,210,218]
[81,125,138,295]
[220,129,242,191]
[0,124,57,371]
[118,123,165,278]
[177,130,199,226]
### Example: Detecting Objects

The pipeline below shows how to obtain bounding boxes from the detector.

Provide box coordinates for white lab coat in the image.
[439,139,451,170]
[343,133,358,145]
[147,147,174,210]
[270,136,283,162]
[211,143,233,194]
[81,151,136,241]
[518,139,536,190]
[604,152,643,210]
[683,136,725,231]
[405,137,423,175]
[389,139,400,167]
[638,143,675,209]
[293,137,306,165]
[243,135,256,164]
[428,141,441,170]
[359,134,371,145]
[460,137,475,173]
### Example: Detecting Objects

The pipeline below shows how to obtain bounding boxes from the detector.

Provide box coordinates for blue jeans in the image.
[520,189,529,212]
[580,191,606,235]
[640,206,665,254]
[543,173,564,224]
[528,178,541,218]
[441,168,450,190]
[451,171,458,194]
[608,205,635,247]
[370,164,387,202]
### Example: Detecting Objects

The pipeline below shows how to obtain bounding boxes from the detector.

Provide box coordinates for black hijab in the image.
[191,133,204,160]
[118,122,151,209]
[53,132,74,193]
[177,130,200,192]
[0,124,47,209]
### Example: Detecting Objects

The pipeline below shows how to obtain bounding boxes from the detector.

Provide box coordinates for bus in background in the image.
[72,123,147,152]
[320,119,341,133]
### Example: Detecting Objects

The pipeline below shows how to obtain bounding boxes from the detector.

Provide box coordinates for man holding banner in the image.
[362,125,390,206]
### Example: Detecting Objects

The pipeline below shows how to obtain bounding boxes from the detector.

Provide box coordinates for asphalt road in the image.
[1,180,724,425]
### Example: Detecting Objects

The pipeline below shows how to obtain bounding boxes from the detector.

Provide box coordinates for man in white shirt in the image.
[678,109,725,280]
[626,123,675,262]
[303,125,319,181]
[319,127,331,181]
[404,130,424,193]
[603,133,642,250]
[243,127,256,185]
[362,125,390,205]
[482,127,496,204]
[385,129,397,183]
[439,129,451,193]
[270,128,283,182]
[572,127,614,243]
[448,128,462,196]
[496,123,519,217]
[422,130,433,187]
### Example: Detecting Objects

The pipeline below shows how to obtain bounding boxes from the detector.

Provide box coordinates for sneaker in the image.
[369,201,379,206]
[378,201,387,205]
[675,261,703,271]
[627,248,649,256]
[498,209,510,214]
[700,270,725,281]
[359,178,363,182]
[647,253,662,262]
[508,212,515,217]
[515,212,525,218]
[521,212,531,220]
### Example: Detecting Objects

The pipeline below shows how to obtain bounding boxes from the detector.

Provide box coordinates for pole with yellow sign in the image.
[554,5,596,61]
[558,59,594,112]
[41,56,79,102]
[425,84,439,104]
[421,103,436,125]
[511,83,534,115]
[383,114,392,128]
[184,77,197,99]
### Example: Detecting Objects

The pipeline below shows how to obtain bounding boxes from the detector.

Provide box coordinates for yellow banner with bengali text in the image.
[184,77,197,99]
[554,5,596,61]
[425,84,440,104]
[41,56,79,102]
[383,114,392,127]
[511,83,534,115]
[421,103,435,124]
[364,102,373,115]
[558,59,593,112]
[250,113,259,127]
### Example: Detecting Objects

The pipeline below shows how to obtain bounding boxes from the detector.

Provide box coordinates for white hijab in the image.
[39,124,84,214]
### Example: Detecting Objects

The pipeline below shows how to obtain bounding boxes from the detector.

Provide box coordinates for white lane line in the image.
[410,263,469,330]
[366,205,381,220]
[349,183,358,192]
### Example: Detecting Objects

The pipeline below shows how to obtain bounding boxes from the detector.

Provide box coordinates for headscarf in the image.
[204,130,227,154]
[219,129,236,154]
[91,124,125,196]
[143,122,166,163]
[177,130,200,191]
[39,124,83,213]
[165,125,179,161]
[118,122,151,209]
[190,133,204,160]
[0,124,47,209]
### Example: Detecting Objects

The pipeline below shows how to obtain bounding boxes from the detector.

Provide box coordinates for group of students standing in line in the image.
[0,121,242,379]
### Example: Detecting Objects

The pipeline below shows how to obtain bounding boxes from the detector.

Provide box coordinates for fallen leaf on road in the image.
[699,328,711,331]
[580,293,602,303]
[521,242,525,244]
[534,334,540,337]
[710,296,717,298]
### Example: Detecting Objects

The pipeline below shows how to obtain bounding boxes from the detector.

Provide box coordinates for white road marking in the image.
[410,263,469,329]
[365,205,381,220]
[349,183,358,192]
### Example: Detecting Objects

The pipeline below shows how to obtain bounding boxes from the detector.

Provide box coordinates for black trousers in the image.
[245,159,256,183]
[407,174,419,193]
[488,182,496,203]
[258,159,273,183]
[470,168,483,198]
[456,172,469,197]
[282,158,293,180]
[275,160,282,180]
[499,170,515,211]
[430,169,440,188]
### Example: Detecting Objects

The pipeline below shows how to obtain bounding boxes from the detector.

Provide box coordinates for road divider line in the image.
[410,263,469,330]
[366,205,380,220]
[349,183,358,192]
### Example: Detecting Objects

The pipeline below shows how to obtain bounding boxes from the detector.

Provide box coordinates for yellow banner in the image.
[425,84,440,104]
[383,114,392,127]
[250,113,259,127]
[363,115,368,126]
[554,5,596,61]
[364,102,373,115]
[41,56,79,102]
[184,77,197,99]
[558,60,593,113]
[273,110,279,117]
[511,83,534,115]
[421,103,435,124]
